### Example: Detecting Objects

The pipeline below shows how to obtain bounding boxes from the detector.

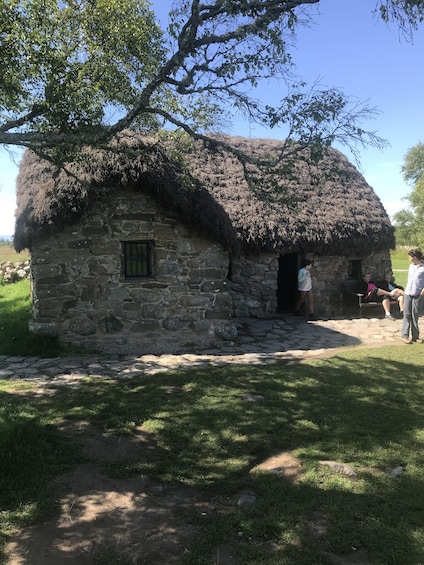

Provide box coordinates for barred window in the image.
[348,260,362,279]
[122,241,153,278]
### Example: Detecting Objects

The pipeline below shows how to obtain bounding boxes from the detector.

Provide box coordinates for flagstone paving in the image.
[0,313,408,385]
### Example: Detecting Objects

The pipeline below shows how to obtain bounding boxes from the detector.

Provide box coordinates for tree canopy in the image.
[394,141,424,246]
[1,0,424,162]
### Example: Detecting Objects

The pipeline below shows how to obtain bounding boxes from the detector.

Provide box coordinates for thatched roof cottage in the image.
[14,134,395,354]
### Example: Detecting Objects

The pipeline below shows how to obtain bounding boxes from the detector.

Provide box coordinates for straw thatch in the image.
[14,133,395,254]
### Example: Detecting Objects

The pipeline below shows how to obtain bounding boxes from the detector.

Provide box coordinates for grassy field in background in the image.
[0,243,28,263]
[390,246,411,288]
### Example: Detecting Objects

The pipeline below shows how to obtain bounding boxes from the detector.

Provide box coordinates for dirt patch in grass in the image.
[5,420,219,564]
[252,451,303,482]
[5,422,373,565]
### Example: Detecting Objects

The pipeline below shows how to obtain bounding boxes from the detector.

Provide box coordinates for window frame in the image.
[348,259,362,280]
[121,240,153,279]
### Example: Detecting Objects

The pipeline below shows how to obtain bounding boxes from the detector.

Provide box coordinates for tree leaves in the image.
[394,142,424,246]
[0,0,423,164]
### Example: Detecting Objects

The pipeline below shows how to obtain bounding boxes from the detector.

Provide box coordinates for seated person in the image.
[356,272,396,320]
[378,270,405,314]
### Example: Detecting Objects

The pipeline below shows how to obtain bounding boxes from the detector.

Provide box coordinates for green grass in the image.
[391,247,411,288]
[0,279,75,356]
[0,244,66,357]
[0,244,85,357]
[0,380,83,562]
[1,347,424,564]
[1,244,424,562]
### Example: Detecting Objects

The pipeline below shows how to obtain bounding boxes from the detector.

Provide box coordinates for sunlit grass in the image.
[1,346,423,563]
[0,279,79,357]
[391,247,410,287]
[0,243,28,263]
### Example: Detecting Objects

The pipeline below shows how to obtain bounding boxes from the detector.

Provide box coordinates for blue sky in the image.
[1,0,423,236]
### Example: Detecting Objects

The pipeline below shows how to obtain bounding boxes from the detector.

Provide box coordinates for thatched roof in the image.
[14,133,395,255]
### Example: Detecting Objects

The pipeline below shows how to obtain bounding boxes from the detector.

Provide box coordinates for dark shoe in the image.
[308,314,317,321]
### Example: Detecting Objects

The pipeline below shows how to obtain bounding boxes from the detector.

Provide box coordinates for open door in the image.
[277,253,299,312]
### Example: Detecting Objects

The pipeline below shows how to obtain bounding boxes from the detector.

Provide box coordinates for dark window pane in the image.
[348,260,362,279]
[122,241,152,278]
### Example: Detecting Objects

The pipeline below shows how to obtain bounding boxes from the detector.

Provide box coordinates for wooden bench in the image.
[342,280,399,317]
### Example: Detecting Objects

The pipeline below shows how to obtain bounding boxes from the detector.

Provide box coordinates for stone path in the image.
[0,313,406,385]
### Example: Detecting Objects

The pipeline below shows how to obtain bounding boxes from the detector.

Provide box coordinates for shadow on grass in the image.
[1,351,424,563]
[0,397,81,535]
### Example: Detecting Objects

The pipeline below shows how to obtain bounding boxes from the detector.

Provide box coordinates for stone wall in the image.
[307,250,392,316]
[229,253,279,318]
[229,250,393,318]
[27,183,394,353]
[29,188,237,354]
[0,260,30,282]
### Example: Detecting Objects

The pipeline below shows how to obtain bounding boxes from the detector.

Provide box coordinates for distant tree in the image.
[1,0,424,164]
[394,142,424,246]
[394,208,417,246]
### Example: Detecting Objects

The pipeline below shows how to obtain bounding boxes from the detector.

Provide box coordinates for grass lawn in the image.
[1,346,424,564]
[391,247,411,288]
[0,279,73,357]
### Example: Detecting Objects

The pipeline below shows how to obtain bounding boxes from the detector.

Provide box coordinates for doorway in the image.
[277,253,299,312]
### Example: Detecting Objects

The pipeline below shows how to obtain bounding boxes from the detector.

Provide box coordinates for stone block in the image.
[156,261,180,276]
[205,308,231,320]
[162,317,183,331]
[192,320,212,335]
[130,320,161,333]
[81,286,102,301]
[67,239,91,249]
[38,275,69,285]
[98,315,124,334]
[179,295,210,308]
[200,281,229,292]
[214,323,238,341]
[189,268,226,281]
[142,303,163,318]
[70,317,97,336]
[68,259,90,277]
[29,321,59,337]
[104,286,131,301]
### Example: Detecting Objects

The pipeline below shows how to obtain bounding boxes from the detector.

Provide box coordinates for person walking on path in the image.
[401,248,424,344]
[293,259,317,321]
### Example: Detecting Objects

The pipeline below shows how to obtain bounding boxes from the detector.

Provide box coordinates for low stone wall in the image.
[0,260,31,283]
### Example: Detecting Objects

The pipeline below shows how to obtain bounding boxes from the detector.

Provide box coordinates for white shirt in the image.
[405,261,424,297]
[298,268,312,291]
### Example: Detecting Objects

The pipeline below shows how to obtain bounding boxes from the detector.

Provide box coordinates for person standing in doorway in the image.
[294,259,317,321]
[401,248,424,344]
